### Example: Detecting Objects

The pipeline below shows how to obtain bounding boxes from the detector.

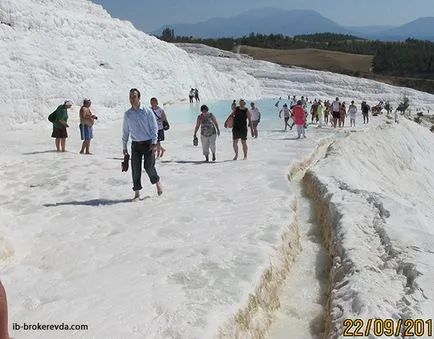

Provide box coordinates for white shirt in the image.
[332,100,340,112]
[348,105,357,116]
[250,107,260,121]
[280,107,290,118]
[151,106,165,130]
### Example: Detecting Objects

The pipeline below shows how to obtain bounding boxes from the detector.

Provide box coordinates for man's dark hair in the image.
[150,97,158,103]
[130,88,141,99]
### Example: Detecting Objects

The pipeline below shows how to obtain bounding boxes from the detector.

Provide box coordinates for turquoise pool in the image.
[165,98,303,125]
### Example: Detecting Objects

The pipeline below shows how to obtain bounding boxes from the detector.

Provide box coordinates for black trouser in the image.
[131,141,159,191]
[363,113,369,123]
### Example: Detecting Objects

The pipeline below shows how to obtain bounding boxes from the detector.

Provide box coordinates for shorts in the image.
[52,126,68,138]
[79,124,93,140]
[232,128,247,141]
[332,111,340,119]
[158,129,165,142]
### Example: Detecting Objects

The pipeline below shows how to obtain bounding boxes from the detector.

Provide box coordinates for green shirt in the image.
[53,105,68,129]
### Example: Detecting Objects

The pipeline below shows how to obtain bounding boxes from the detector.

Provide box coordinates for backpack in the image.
[48,111,56,123]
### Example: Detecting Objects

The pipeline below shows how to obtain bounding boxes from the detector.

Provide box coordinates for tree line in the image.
[372,39,434,78]
[159,29,434,80]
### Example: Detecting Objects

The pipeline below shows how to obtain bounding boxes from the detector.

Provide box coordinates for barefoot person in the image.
[193,104,220,162]
[339,102,347,127]
[317,99,324,128]
[79,98,97,154]
[51,99,72,152]
[122,88,163,200]
[0,281,10,339]
[189,88,195,103]
[150,97,168,159]
[279,104,292,131]
[361,101,370,124]
[293,100,306,138]
[331,97,340,128]
[348,100,357,127]
[225,99,253,160]
[249,102,261,138]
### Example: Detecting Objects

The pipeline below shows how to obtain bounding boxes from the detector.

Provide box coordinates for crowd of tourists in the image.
[278,95,372,131]
[45,90,380,204]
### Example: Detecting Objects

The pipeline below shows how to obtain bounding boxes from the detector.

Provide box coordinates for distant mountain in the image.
[151,8,357,38]
[152,9,434,42]
[344,25,396,35]
[374,17,434,40]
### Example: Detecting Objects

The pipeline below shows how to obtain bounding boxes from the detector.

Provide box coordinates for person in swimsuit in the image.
[339,102,347,127]
[79,98,97,154]
[279,104,292,131]
[332,97,340,128]
[225,99,253,160]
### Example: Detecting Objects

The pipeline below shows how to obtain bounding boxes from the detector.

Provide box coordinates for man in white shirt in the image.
[332,97,341,128]
[348,100,357,127]
[249,102,261,138]
[122,88,163,200]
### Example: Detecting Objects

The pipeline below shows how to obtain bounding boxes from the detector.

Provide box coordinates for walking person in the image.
[339,102,347,127]
[317,100,324,128]
[348,100,357,127]
[331,97,340,128]
[225,99,254,160]
[249,102,261,138]
[231,100,237,111]
[311,99,318,123]
[361,101,370,124]
[51,99,72,152]
[324,105,330,126]
[279,104,292,131]
[189,88,195,103]
[150,97,168,160]
[79,98,97,154]
[292,100,306,138]
[194,88,200,102]
[122,88,163,200]
[290,96,297,109]
[193,105,220,162]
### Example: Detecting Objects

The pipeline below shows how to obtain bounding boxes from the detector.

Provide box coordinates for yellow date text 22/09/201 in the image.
[343,318,433,337]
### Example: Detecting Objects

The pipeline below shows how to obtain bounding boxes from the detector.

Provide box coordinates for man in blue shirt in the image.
[122,88,163,200]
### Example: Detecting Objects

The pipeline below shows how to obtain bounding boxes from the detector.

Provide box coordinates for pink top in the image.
[292,105,306,125]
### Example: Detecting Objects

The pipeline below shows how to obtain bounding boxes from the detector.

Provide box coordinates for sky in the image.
[91,0,434,32]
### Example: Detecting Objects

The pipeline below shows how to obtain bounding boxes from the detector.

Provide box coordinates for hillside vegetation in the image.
[237,46,373,74]
[158,30,434,94]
